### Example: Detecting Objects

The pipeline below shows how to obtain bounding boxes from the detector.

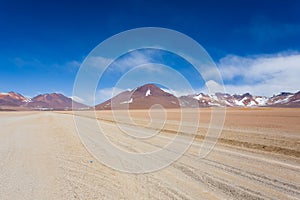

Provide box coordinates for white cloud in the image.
[205,80,224,94]
[70,96,85,103]
[83,56,113,70]
[218,52,300,96]
[51,60,82,73]
[83,50,161,74]
[111,50,156,72]
[64,60,81,70]
[76,51,300,102]
[161,88,196,97]
[96,87,127,104]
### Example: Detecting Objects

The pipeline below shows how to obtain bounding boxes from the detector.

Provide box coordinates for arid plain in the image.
[0,108,299,199]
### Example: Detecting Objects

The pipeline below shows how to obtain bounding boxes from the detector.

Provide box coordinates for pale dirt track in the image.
[0,109,299,199]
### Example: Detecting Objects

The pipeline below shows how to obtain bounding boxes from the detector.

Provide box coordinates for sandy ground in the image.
[0,108,299,199]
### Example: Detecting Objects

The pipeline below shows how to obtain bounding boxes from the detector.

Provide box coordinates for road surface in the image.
[0,111,299,199]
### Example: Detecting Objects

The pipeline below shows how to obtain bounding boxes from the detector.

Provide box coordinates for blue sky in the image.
[1,0,300,103]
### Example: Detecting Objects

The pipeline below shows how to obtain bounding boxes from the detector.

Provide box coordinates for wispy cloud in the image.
[83,50,163,74]
[218,51,300,95]
[83,56,112,70]
[91,51,300,102]
[161,88,196,97]
[96,87,127,104]
[70,95,85,103]
[109,50,159,72]
[13,57,82,73]
[52,60,81,73]
[13,57,44,68]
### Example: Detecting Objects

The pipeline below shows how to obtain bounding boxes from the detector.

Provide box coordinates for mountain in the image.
[180,92,299,108]
[1,87,300,110]
[25,93,88,110]
[0,92,88,110]
[268,92,300,107]
[179,93,213,107]
[96,84,180,110]
[96,84,300,109]
[0,92,29,107]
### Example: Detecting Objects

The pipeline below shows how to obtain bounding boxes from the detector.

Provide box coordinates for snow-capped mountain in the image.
[180,92,300,108]
[96,84,300,109]
[1,87,300,110]
[96,84,180,110]
[179,92,267,107]
[268,92,300,107]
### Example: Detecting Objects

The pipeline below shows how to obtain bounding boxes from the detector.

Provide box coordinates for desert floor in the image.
[0,108,299,199]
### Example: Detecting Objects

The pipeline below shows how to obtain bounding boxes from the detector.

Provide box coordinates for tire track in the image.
[100,121,299,199]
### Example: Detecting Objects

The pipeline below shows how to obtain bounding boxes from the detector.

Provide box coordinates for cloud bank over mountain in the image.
[218,51,300,96]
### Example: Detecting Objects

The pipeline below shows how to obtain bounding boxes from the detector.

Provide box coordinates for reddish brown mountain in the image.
[0,91,88,110]
[0,92,29,107]
[1,88,300,110]
[96,84,180,110]
[25,93,88,110]
[96,83,300,109]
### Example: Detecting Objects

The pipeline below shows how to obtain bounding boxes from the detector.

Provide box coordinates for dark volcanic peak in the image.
[241,93,252,98]
[277,92,293,96]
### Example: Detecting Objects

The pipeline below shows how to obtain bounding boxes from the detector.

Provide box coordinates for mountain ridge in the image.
[1,84,300,110]
[0,92,88,110]
[96,84,300,109]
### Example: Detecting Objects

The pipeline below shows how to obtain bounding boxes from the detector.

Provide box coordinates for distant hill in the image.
[0,92,30,107]
[0,92,88,110]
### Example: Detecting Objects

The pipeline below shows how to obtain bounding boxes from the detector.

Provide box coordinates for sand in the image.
[0,108,299,199]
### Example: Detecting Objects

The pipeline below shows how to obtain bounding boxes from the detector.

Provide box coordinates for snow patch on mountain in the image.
[248,100,257,106]
[274,95,293,104]
[193,93,203,100]
[120,98,133,104]
[23,98,32,103]
[234,99,245,106]
[255,97,268,106]
[145,89,151,97]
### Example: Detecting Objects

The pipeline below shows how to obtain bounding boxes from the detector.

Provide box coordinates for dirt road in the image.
[0,110,299,199]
